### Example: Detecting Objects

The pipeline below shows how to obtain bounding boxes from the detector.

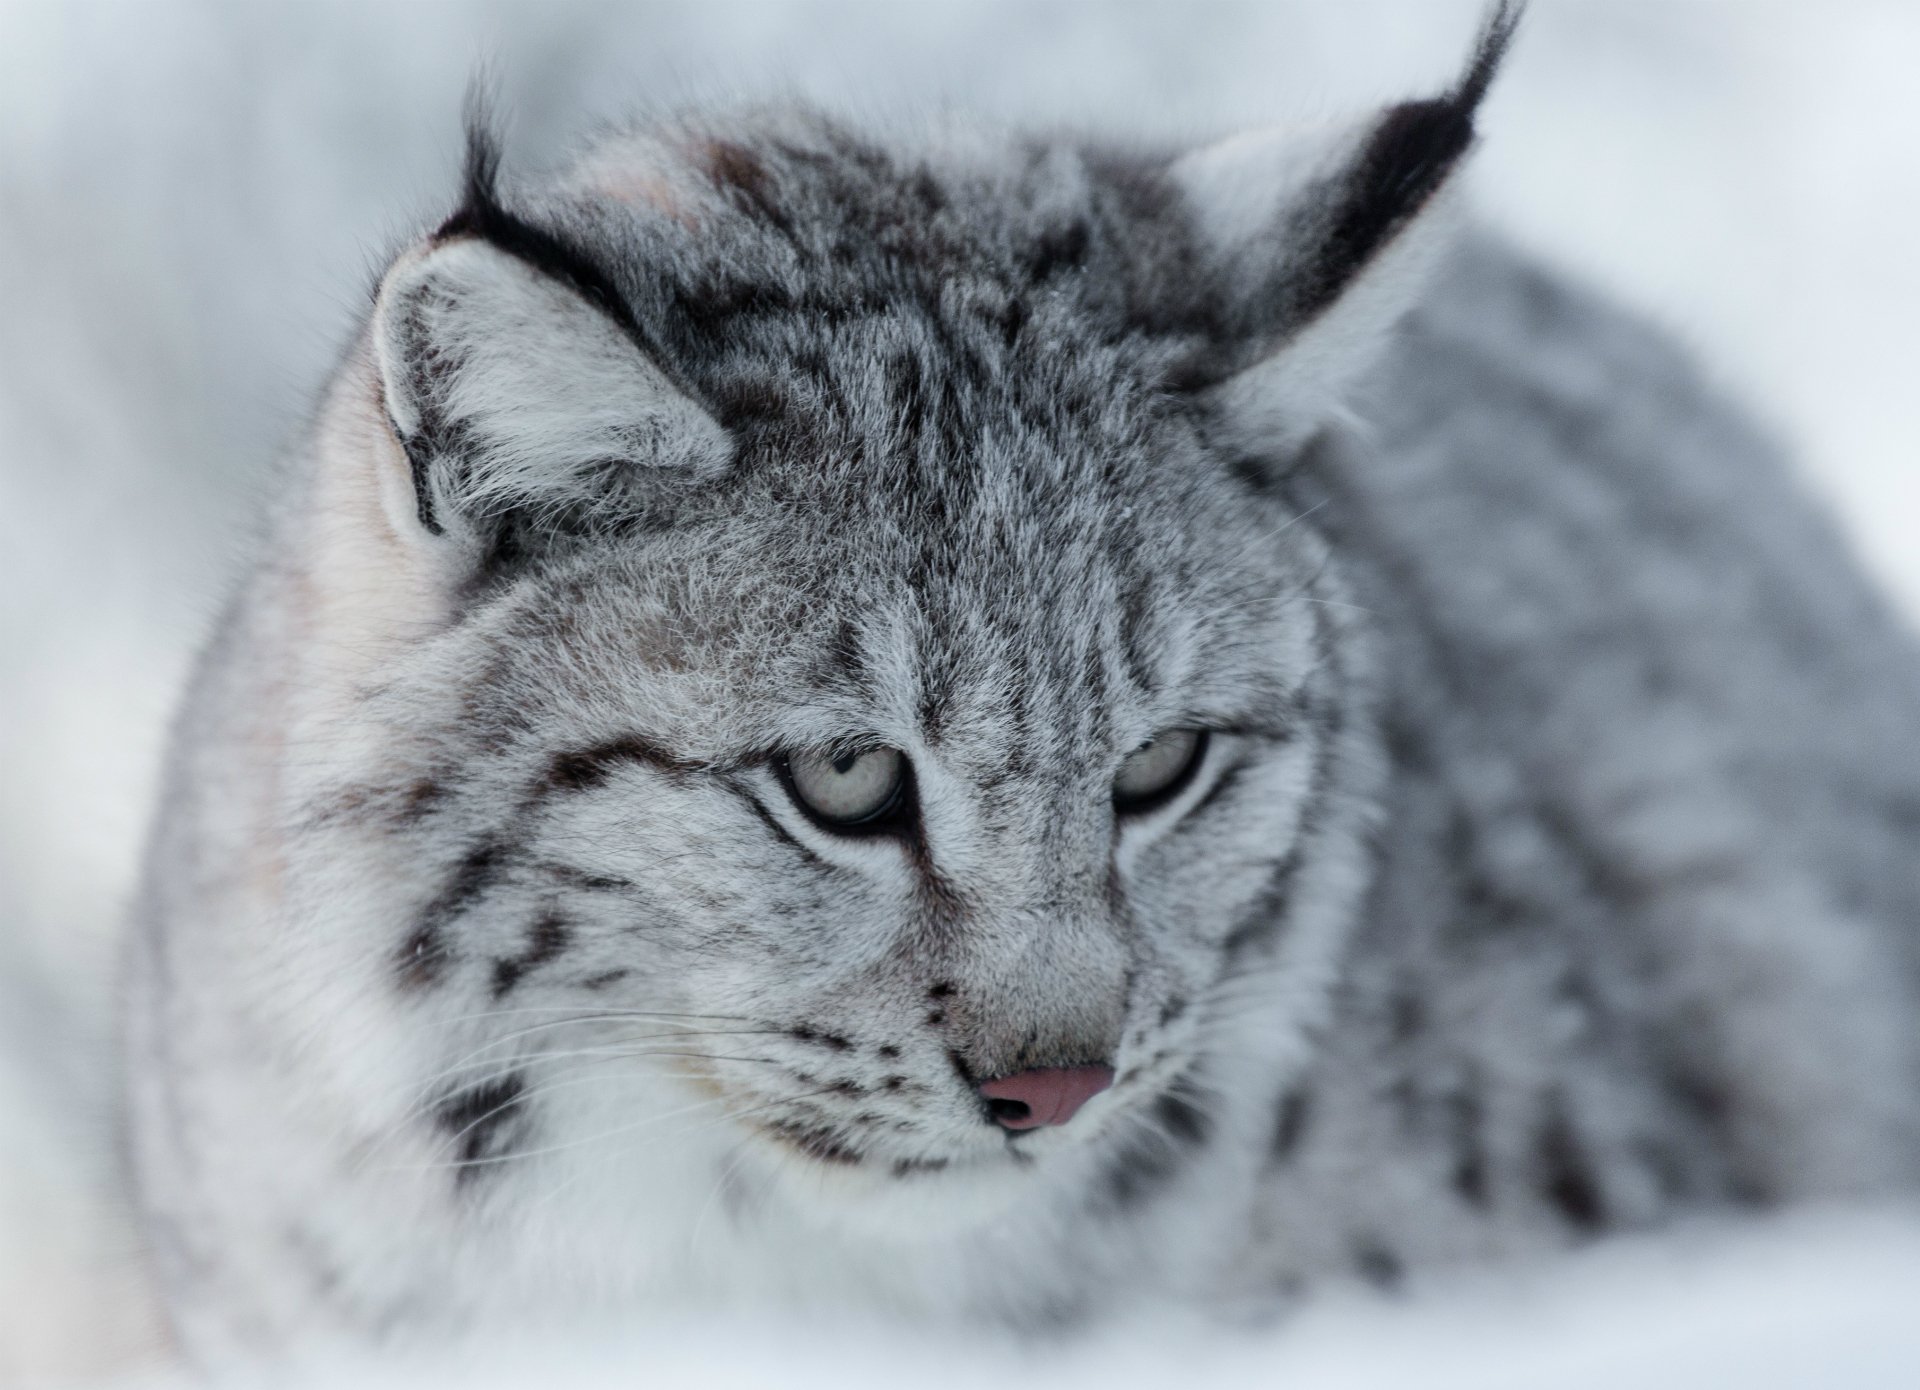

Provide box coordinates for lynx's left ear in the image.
[1173,0,1522,451]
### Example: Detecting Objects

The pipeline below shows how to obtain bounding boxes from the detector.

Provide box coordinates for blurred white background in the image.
[1,2,1917,1383]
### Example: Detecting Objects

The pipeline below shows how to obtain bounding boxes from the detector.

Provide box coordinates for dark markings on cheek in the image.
[579,969,631,991]
[909,838,968,927]
[891,1157,950,1179]
[1221,727,1336,959]
[319,774,443,830]
[788,1025,852,1052]
[945,1049,975,1088]
[877,1045,901,1061]
[542,736,699,797]
[1353,1239,1405,1292]
[882,1075,909,1093]
[926,982,955,1000]
[1152,1088,1213,1148]
[397,925,449,993]
[399,777,447,822]
[1156,996,1187,1029]
[740,795,830,870]
[397,840,508,991]
[1184,761,1246,822]
[1538,1099,1607,1233]
[1098,1132,1184,1212]
[490,910,572,999]
[535,860,640,896]
[767,1122,862,1166]
[828,1079,867,1099]
[1102,1079,1213,1211]
[1269,1089,1313,1163]
[434,1073,528,1186]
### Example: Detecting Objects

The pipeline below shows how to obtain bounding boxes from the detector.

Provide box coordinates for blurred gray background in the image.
[1,0,1917,1373]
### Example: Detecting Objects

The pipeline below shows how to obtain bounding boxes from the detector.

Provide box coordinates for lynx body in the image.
[128,10,1920,1362]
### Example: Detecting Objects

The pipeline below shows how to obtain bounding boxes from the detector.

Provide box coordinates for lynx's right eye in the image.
[1113,728,1208,816]
[780,748,908,831]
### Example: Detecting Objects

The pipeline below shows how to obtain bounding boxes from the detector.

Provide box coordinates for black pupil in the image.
[832,751,860,775]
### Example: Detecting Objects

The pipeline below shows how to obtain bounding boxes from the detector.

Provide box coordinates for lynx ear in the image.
[370,201,729,551]
[1173,0,1521,452]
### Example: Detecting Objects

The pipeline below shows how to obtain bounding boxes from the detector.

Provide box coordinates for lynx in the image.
[127,3,1920,1363]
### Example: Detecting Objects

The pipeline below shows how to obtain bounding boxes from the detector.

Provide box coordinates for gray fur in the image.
[126,13,1920,1365]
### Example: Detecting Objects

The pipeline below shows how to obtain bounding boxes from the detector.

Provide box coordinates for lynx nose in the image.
[978,1065,1115,1131]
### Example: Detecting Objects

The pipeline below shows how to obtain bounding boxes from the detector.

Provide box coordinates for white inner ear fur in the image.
[370,236,731,542]
[1174,122,1470,456]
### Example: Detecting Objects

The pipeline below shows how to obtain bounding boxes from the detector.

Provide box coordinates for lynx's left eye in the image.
[1113,729,1209,815]
[781,748,908,830]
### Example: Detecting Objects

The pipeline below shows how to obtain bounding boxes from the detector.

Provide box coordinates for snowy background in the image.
[3,1,1918,1384]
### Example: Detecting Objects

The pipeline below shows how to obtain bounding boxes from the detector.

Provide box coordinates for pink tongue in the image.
[979,1064,1116,1130]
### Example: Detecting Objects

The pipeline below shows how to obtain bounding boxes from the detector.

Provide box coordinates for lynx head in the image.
[288,9,1516,1238]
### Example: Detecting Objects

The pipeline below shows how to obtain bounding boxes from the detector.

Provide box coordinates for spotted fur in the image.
[127,2,1920,1365]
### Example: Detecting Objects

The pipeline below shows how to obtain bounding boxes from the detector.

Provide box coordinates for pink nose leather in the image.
[978,1064,1115,1131]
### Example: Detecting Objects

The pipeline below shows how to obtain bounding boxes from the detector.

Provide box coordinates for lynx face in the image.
[333,374,1342,1218]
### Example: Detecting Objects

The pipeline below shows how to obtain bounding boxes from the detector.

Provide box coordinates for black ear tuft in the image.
[432,82,634,345]
[1292,0,1524,322]
[425,82,691,411]
[448,79,508,238]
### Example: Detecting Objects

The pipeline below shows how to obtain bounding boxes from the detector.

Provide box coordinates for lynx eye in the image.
[1113,729,1208,814]
[781,747,908,830]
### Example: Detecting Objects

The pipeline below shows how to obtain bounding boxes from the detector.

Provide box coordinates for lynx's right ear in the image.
[1169,0,1522,455]
[368,138,729,556]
